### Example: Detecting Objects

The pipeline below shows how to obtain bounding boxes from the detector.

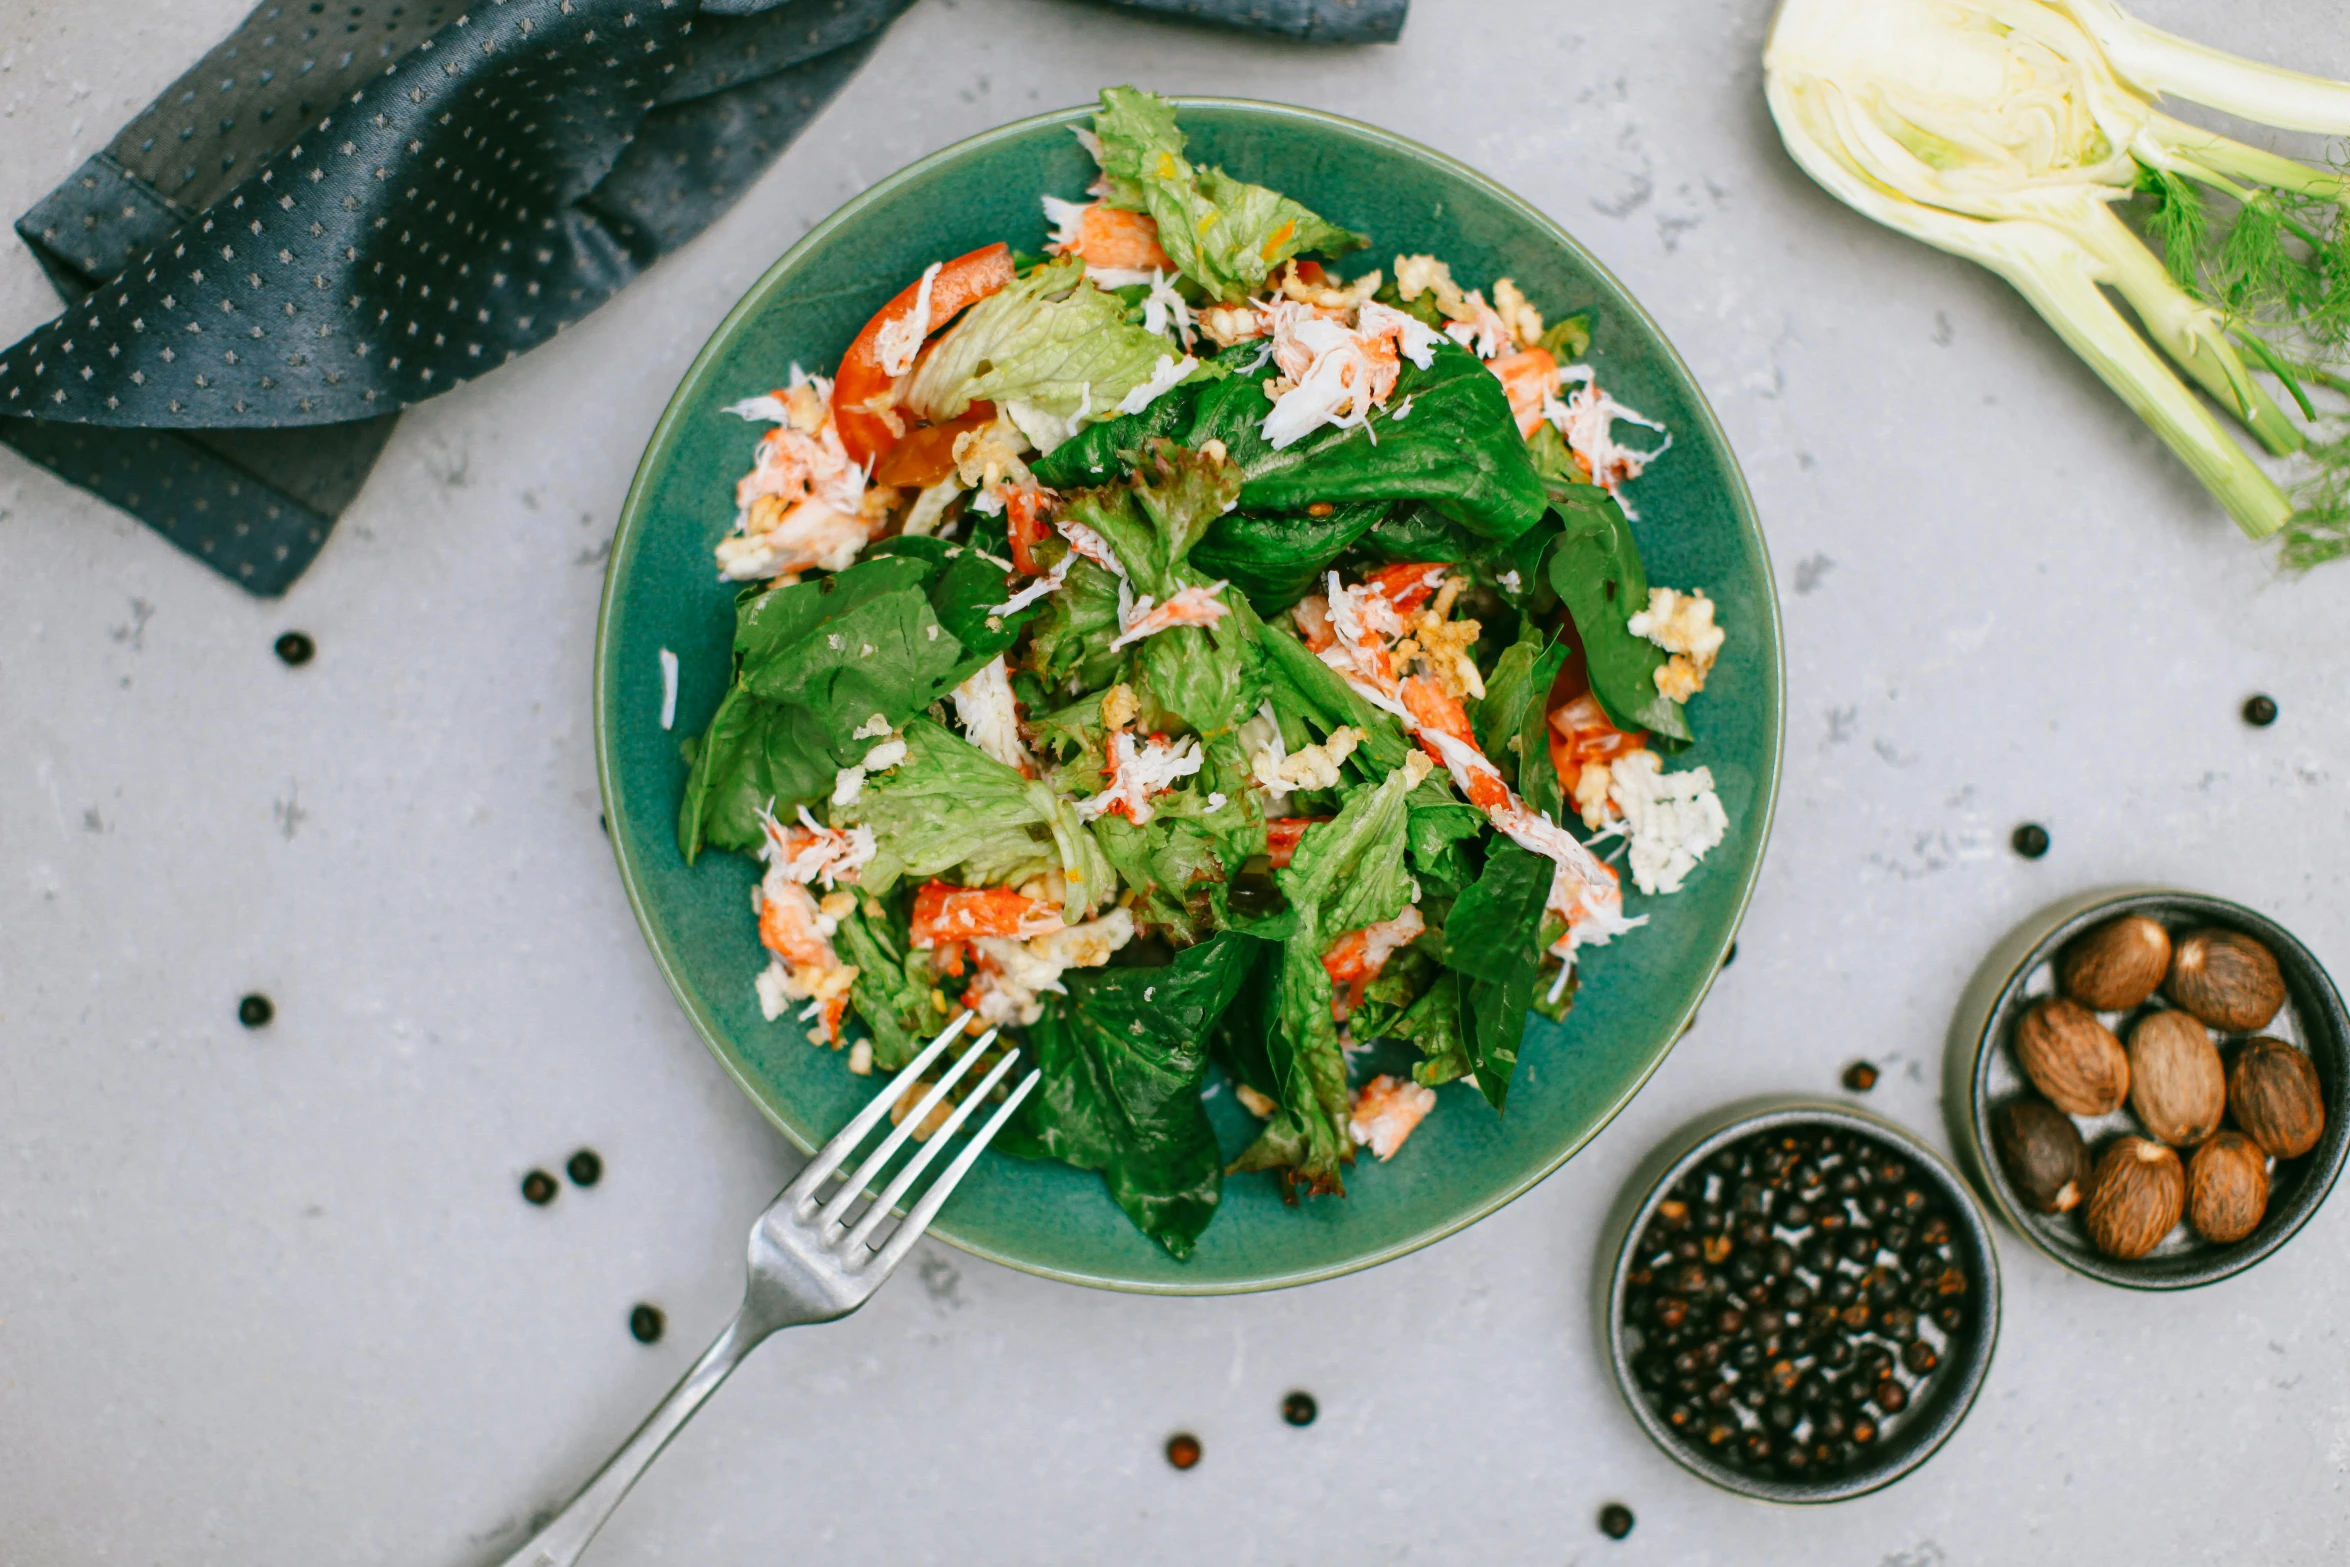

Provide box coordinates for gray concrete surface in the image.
[4,0,2347,1562]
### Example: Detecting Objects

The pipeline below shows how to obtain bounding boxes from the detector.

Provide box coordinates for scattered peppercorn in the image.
[1621,1122,1970,1484]
[1842,1060,1880,1092]
[1281,1391,1318,1427]
[629,1304,666,1344]
[1165,1433,1202,1470]
[521,1169,558,1206]
[274,631,315,666]
[1597,1502,1635,1540]
[237,993,274,1028]
[566,1149,604,1188]
[2012,823,2051,859]
[2243,694,2278,727]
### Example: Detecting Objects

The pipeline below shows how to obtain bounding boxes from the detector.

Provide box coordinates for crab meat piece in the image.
[871,261,942,379]
[1257,300,1444,451]
[1350,1074,1438,1162]
[1543,370,1671,518]
[910,882,1065,949]
[1551,691,1650,828]
[1264,816,1327,869]
[753,875,858,1044]
[1041,197,1175,272]
[950,654,1034,773]
[759,807,878,890]
[1490,347,1560,437]
[1109,579,1231,650]
[1322,904,1427,1020]
[963,908,1139,1026]
[1075,730,1203,826]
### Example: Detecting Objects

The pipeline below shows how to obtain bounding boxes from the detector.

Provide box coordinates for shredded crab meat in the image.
[963,908,1138,1026]
[1077,730,1203,826]
[1589,750,1729,897]
[716,369,876,582]
[753,871,858,1045]
[759,807,877,891]
[1109,580,1232,650]
[1141,270,1195,349]
[1350,1074,1438,1162]
[1115,353,1199,416]
[950,654,1034,772]
[910,880,1066,978]
[1323,903,1426,1020]
[1443,290,1514,360]
[872,261,942,378]
[1041,198,1174,272]
[1258,298,1446,451]
[1543,367,1672,518]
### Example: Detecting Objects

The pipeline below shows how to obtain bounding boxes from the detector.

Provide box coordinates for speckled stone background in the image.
[4,2,2346,1563]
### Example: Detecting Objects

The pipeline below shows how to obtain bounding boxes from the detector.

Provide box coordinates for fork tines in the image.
[785,1010,1041,1273]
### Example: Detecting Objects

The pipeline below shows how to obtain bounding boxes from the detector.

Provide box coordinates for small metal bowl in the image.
[1946,886,2350,1289]
[1598,1099,2002,1504]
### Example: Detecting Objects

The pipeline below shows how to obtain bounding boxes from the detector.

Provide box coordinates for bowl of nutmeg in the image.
[1948,888,2349,1289]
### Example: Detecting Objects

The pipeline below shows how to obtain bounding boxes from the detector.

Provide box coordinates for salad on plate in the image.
[675,88,1734,1258]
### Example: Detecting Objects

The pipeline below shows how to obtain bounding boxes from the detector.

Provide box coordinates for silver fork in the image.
[495,1012,1036,1567]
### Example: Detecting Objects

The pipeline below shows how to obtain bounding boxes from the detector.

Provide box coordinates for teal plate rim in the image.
[593,96,1785,1295]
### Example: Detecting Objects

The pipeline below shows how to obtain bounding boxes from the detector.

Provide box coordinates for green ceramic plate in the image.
[594,98,1782,1294]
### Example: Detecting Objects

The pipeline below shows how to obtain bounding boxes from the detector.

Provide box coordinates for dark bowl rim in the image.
[1600,1098,2004,1505]
[1956,886,2350,1291]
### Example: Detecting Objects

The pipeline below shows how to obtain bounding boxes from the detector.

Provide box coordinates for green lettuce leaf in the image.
[1090,86,1364,304]
[1035,338,1546,544]
[1395,970,1474,1089]
[995,931,1260,1259]
[1059,437,1239,599]
[1023,556,1127,692]
[1440,841,1557,1112]
[1253,619,1412,771]
[831,905,940,1073]
[848,718,1112,916]
[676,684,836,862]
[903,257,1182,427]
[1228,764,1423,1188]
[735,555,982,755]
[1546,482,1691,744]
[1188,498,1390,612]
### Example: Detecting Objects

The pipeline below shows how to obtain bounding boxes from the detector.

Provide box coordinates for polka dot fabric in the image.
[0,0,910,593]
[1,0,1407,595]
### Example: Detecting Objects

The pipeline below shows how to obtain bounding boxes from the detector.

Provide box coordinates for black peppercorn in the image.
[274,630,315,666]
[1817,1335,1854,1369]
[237,993,274,1028]
[2012,822,2051,859]
[1842,1230,1879,1264]
[1166,1433,1202,1470]
[1903,1341,1939,1375]
[1597,1503,1635,1541]
[520,1169,557,1206]
[1842,1060,1880,1092]
[628,1304,665,1344]
[1654,1295,1690,1331]
[1764,1397,1798,1432]
[1664,1403,1698,1432]
[1743,1431,1774,1464]
[1921,1216,1952,1247]
[2244,693,2279,727]
[1872,1377,1909,1415]
[1851,1416,1880,1446]
[1801,1238,1837,1274]
[1657,1199,1692,1228]
[1704,1418,1737,1448]
[1767,1242,1798,1278]
[1881,1306,1919,1343]
[1935,1303,1967,1333]
[1778,1279,1814,1311]
[566,1148,603,1188]
[1780,1199,1812,1229]
[1282,1391,1318,1426]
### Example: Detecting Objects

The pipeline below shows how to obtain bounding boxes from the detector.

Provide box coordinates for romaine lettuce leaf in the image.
[1091,86,1365,305]
[848,718,1112,917]
[902,257,1181,429]
[994,931,1261,1259]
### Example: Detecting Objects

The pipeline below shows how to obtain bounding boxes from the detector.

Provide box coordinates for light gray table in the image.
[5,1,2346,1561]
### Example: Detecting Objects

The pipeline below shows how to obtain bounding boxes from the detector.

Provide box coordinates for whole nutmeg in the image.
[2061,915,2173,1012]
[1993,1097,2090,1213]
[2084,1137,2185,1260]
[2229,1037,2326,1159]
[2167,930,2286,1032]
[2014,999,2130,1117]
[2126,1010,2226,1146]
[2187,1131,2270,1244]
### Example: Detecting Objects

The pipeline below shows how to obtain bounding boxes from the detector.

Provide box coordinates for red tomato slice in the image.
[833,244,1016,470]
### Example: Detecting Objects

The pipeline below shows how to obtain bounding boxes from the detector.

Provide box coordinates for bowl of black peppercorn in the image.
[1600,1101,2001,1503]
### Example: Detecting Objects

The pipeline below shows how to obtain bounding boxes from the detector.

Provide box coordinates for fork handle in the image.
[493,1305,770,1567]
